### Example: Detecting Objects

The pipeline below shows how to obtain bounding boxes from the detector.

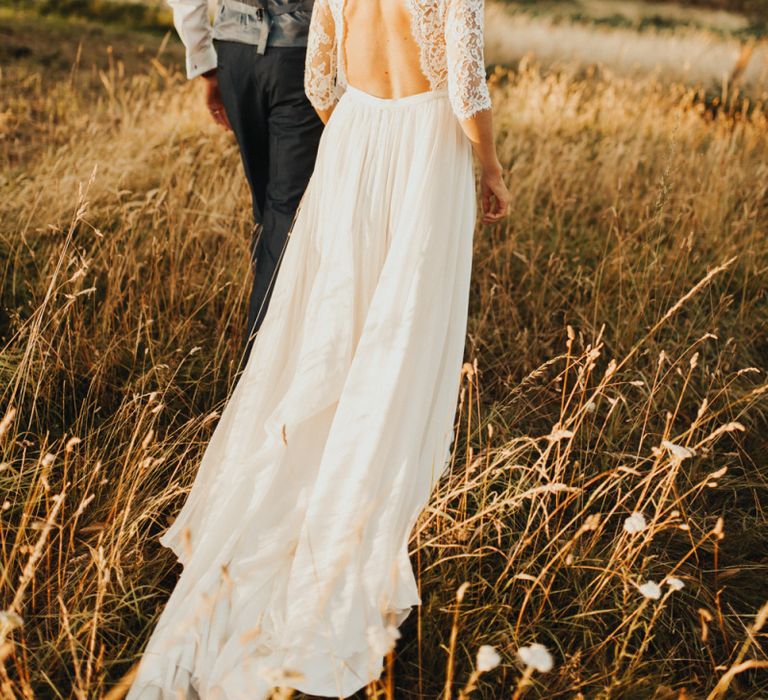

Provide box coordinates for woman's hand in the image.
[480,164,510,225]
[458,109,510,225]
[315,106,335,125]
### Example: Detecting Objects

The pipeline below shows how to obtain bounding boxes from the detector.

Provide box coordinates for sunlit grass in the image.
[1,11,767,700]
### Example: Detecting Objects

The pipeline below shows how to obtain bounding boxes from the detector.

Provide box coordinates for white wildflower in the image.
[638,581,662,600]
[367,624,401,656]
[517,643,554,672]
[623,512,647,534]
[581,513,601,532]
[666,577,685,591]
[547,428,574,442]
[661,440,694,461]
[585,401,597,413]
[476,645,501,673]
[0,610,23,630]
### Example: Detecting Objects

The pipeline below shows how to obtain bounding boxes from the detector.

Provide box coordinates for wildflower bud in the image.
[476,645,501,673]
[517,643,554,673]
[623,512,647,534]
[638,581,662,600]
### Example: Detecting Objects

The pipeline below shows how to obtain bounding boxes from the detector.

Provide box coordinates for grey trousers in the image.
[214,40,324,361]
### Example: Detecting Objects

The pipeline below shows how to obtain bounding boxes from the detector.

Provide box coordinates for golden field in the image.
[1,4,767,699]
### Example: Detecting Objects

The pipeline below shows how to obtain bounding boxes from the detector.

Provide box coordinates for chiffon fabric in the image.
[127,84,476,699]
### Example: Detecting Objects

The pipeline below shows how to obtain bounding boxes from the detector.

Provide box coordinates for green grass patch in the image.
[0,0,174,33]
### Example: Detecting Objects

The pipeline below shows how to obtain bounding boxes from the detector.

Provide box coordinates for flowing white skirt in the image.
[127,85,476,699]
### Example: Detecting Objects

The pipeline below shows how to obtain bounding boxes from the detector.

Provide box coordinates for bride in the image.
[127,0,509,697]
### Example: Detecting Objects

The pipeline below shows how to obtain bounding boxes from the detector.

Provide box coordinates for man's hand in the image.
[202,69,232,130]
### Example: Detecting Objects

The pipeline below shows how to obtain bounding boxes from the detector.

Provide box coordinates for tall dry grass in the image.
[1,12,768,699]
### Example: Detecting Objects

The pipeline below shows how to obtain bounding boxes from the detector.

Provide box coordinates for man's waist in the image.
[213,0,312,53]
[220,0,313,14]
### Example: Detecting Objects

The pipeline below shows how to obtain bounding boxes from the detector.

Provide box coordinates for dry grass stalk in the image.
[1,9,767,699]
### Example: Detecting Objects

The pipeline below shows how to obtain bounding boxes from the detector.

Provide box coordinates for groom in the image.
[167,0,324,359]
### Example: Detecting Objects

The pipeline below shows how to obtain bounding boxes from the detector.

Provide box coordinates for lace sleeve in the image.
[444,0,493,121]
[304,0,339,111]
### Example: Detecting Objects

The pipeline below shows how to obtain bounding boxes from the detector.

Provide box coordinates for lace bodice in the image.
[304,0,493,121]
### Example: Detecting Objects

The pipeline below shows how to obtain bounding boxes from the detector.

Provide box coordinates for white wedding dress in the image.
[128,0,492,697]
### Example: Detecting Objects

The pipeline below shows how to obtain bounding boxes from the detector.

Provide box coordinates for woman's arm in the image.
[315,105,336,125]
[460,108,509,224]
[304,0,339,123]
[446,0,510,224]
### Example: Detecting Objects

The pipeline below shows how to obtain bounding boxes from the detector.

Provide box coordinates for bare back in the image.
[342,0,431,99]
[305,0,495,123]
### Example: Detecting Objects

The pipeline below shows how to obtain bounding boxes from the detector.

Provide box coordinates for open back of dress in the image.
[305,0,492,120]
[341,0,431,99]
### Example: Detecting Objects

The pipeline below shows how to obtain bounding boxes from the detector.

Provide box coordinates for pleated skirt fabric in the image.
[127,84,476,699]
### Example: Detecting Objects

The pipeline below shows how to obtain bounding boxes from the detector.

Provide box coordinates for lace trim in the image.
[445,0,493,119]
[304,0,338,110]
[304,0,492,121]
[404,0,447,92]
